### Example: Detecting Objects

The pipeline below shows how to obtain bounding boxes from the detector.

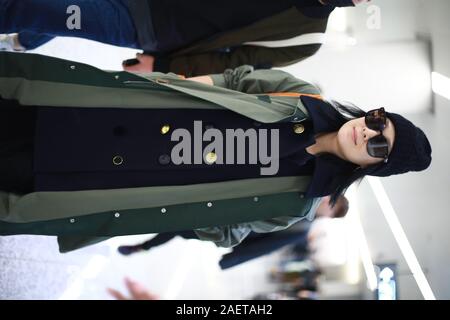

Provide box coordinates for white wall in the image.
[356,99,450,300]
[281,41,432,114]
[346,0,420,44]
[355,0,450,300]
[282,0,450,299]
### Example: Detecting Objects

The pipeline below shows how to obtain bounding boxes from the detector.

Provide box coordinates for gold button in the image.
[161,125,171,135]
[293,124,305,134]
[205,152,217,164]
[113,155,124,166]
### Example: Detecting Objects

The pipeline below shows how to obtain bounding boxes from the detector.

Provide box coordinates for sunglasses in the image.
[365,107,389,162]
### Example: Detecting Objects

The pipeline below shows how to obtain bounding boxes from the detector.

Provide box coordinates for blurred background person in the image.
[1,0,370,76]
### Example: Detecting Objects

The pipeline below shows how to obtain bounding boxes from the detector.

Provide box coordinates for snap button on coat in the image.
[113,155,124,166]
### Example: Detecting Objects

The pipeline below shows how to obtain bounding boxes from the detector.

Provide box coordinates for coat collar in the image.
[300,96,357,197]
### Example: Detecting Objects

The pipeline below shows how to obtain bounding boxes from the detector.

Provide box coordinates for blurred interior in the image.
[1,0,449,300]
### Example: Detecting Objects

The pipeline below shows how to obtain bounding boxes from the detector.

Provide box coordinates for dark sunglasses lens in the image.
[366,108,386,131]
[367,135,389,158]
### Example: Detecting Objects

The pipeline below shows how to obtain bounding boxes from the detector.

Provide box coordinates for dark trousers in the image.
[219,230,310,270]
[140,231,198,250]
[17,31,54,50]
[0,99,35,194]
[0,0,139,50]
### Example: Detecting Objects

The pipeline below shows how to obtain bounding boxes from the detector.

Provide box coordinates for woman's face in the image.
[337,116,396,168]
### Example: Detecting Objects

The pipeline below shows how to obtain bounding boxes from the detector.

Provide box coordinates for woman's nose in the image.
[363,127,380,141]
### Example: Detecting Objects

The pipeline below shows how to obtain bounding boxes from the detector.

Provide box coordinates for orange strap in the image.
[264,92,323,100]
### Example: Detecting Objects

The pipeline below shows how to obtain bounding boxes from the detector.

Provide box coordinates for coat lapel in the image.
[0,52,306,124]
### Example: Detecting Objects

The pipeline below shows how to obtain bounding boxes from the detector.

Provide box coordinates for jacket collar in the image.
[301,96,345,133]
[300,96,356,197]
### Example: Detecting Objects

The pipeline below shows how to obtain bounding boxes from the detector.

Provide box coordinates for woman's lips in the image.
[353,127,357,145]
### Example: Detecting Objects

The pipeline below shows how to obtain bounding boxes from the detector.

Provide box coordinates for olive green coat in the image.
[0,52,321,249]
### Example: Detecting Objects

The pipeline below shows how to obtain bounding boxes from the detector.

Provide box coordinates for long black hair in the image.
[326,101,369,206]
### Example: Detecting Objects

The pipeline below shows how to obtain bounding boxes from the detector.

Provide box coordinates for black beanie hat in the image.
[364,112,432,177]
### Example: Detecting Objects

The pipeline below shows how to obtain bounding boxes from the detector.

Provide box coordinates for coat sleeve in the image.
[194,197,322,248]
[208,65,320,95]
[153,44,322,78]
[57,236,111,253]
[194,216,307,248]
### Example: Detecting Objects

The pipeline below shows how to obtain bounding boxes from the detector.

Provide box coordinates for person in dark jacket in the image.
[0,0,370,76]
[217,194,349,269]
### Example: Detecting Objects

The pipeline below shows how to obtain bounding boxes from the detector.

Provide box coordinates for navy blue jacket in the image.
[34,108,314,191]
[33,96,356,197]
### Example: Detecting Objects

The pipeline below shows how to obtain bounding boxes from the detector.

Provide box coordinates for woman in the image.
[0,52,431,252]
